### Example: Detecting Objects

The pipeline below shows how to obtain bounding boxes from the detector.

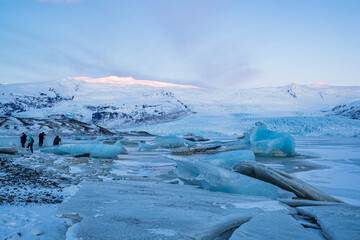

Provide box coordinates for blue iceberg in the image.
[174,160,294,199]
[41,140,127,159]
[201,150,255,169]
[246,122,296,156]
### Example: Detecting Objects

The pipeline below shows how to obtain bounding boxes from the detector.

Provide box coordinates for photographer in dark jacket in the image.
[39,132,46,147]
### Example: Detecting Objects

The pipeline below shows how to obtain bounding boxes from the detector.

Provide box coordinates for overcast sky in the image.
[0,0,359,88]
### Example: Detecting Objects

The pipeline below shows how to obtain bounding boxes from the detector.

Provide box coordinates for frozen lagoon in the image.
[1,135,360,239]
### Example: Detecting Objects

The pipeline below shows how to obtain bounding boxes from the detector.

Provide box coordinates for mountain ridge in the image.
[0,77,359,135]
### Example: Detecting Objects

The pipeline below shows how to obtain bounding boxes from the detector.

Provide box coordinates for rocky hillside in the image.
[0,116,113,136]
[329,101,360,120]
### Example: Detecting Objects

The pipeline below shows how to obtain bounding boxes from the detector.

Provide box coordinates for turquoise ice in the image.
[246,122,296,156]
[174,160,294,200]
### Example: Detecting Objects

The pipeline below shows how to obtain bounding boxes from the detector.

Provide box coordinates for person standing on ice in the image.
[20,132,27,148]
[38,132,46,147]
[27,134,34,153]
[53,136,61,145]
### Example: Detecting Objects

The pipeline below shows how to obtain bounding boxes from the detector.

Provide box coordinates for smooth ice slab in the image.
[297,204,360,240]
[230,211,322,240]
[57,180,282,240]
[174,160,294,199]
[201,150,255,169]
[139,135,194,150]
[41,141,127,159]
[246,122,296,156]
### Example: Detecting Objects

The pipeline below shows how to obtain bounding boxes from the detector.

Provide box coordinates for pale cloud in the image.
[37,0,82,3]
[72,76,200,89]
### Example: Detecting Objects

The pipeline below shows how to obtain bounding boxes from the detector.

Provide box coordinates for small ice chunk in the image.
[174,160,294,199]
[201,150,255,169]
[41,141,127,159]
[246,122,296,156]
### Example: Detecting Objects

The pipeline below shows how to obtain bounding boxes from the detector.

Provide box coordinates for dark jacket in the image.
[53,136,61,145]
[39,132,46,140]
[20,134,27,143]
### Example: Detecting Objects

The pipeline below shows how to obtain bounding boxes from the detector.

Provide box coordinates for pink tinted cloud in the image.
[38,0,82,3]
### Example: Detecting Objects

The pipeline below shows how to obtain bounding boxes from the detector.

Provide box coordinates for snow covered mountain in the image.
[172,82,360,115]
[0,77,194,133]
[0,76,359,135]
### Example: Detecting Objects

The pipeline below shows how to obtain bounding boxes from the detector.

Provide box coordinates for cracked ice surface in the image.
[230,211,322,240]
[297,205,360,240]
[58,180,292,240]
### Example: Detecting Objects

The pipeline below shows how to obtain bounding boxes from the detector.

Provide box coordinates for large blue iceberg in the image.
[246,122,296,156]
[174,160,294,200]
[41,141,127,159]
[201,150,255,169]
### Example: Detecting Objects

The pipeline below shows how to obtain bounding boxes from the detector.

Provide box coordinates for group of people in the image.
[20,132,61,153]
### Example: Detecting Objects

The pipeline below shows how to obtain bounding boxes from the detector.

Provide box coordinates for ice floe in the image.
[297,204,360,240]
[174,160,294,199]
[41,140,127,159]
[230,211,322,240]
